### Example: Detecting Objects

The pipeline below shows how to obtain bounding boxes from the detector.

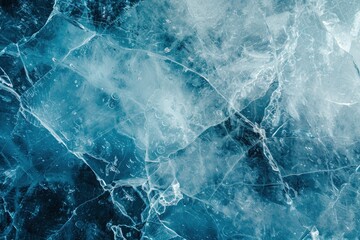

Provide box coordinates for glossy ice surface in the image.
[1,0,360,239]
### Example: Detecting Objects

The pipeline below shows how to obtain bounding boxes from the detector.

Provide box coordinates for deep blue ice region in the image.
[1,0,360,239]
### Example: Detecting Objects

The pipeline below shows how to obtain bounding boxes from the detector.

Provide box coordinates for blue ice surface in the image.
[1,0,360,239]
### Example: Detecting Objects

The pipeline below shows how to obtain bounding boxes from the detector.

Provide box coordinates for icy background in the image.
[1,0,360,239]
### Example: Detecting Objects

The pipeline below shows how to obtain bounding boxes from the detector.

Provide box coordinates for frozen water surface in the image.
[1,0,360,239]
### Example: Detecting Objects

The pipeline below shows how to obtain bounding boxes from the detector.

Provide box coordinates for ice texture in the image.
[1,0,360,239]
